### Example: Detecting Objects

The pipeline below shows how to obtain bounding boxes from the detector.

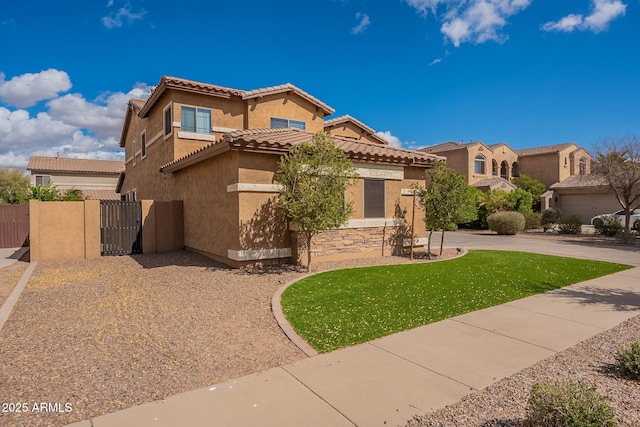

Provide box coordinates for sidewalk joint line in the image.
[450,318,559,353]
[502,301,614,329]
[366,342,474,390]
[279,366,358,426]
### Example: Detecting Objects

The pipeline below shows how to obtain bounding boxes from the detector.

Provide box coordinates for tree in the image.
[275,132,356,271]
[62,188,84,201]
[20,182,61,202]
[512,174,546,211]
[415,162,478,257]
[592,134,640,232]
[0,168,29,204]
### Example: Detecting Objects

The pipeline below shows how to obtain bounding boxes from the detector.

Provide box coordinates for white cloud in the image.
[352,13,371,34]
[0,71,152,168]
[102,5,147,29]
[542,0,626,33]
[429,57,444,65]
[405,0,532,47]
[375,131,417,149]
[0,69,72,108]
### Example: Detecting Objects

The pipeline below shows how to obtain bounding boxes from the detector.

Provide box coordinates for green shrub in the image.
[524,381,616,427]
[523,212,542,230]
[487,211,525,235]
[615,339,640,380]
[593,215,623,237]
[558,214,582,234]
[541,208,561,232]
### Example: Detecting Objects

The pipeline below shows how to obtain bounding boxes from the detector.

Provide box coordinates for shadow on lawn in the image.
[550,286,640,312]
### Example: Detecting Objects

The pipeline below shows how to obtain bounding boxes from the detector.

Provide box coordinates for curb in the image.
[0,261,38,332]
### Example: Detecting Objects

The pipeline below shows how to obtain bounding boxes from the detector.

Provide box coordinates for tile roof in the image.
[129,98,146,111]
[516,143,577,156]
[79,189,121,200]
[242,83,334,116]
[139,76,334,118]
[549,174,608,189]
[472,177,516,191]
[323,115,388,145]
[419,141,485,153]
[27,156,124,174]
[160,128,443,173]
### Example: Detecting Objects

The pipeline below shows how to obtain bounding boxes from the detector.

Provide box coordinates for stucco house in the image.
[420,141,591,190]
[27,156,123,200]
[117,76,443,267]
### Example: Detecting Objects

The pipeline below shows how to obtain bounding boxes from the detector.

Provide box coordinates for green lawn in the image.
[281,250,632,353]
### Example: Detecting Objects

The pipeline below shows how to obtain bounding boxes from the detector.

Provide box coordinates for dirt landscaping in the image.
[0,248,455,427]
[0,260,28,307]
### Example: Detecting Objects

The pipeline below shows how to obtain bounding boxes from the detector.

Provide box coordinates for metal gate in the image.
[100,200,142,255]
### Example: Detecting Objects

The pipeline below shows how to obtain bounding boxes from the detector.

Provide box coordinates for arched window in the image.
[579,157,586,175]
[492,159,498,176]
[474,155,486,174]
[500,161,509,180]
[512,162,520,178]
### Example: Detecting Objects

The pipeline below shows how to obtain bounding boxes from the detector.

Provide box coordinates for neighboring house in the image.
[515,143,591,188]
[544,174,623,224]
[419,141,518,191]
[118,76,443,267]
[420,141,591,190]
[27,156,124,200]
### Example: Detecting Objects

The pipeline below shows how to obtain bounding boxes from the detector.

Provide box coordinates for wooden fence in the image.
[0,205,30,248]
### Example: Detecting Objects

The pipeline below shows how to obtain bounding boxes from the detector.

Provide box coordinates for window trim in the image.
[163,103,173,138]
[270,117,306,130]
[474,154,486,175]
[132,141,137,166]
[180,105,212,134]
[363,178,386,219]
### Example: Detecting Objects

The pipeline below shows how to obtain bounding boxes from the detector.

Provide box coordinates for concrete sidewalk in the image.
[0,246,29,268]
[67,235,640,427]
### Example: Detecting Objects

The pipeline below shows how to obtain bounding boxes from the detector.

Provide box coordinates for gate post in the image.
[141,200,156,255]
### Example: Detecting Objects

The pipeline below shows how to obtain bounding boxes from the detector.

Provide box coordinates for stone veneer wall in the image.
[291,225,409,263]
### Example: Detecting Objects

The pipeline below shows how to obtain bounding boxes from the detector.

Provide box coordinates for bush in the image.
[523,212,542,230]
[615,339,640,380]
[541,208,561,232]
[593,215,623,237]
[524,381,616,427]
[487,211,525,235]
[557,214,582,234]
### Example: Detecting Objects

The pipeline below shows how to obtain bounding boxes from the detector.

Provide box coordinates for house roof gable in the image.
[323,114,388,144]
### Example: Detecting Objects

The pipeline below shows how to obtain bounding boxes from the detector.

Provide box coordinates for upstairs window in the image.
[181,106,212,134]
[579,157,587,175]
[141,131,147,158]
[270,117,306,130]
[164,105,172,136]
[364,179,385,218]
[474,154,486,175]
[35,175,50,187]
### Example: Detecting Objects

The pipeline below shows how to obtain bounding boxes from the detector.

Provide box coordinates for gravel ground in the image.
[407,314,640,427]
[0,248,455,427]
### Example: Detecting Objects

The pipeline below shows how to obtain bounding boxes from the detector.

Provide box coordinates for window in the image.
[132,141,137,166]
[364,179,385,218]
[181,106,212,134]
[270,117,306,130]
[474,155,486,175]
[579,157,586,175]
[141,131,147,158]
[35,175,50,187]
[164,104,173,136]
[492,159,498,176]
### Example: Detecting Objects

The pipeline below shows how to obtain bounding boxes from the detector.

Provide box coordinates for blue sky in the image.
[1,0,638,168]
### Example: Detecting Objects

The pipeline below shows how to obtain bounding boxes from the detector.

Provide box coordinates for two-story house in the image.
[117,76,443,267]
[27,156,123,200]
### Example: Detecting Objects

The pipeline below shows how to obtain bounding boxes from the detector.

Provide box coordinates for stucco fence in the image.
[29,200,183,262]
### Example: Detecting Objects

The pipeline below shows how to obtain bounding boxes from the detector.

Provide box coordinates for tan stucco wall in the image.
[29,200,101,262]
[467,145,491,184]
[326,123,382,144]
[439,149,470,182]
[570,148,591,176]
[518,153,561,187]
[245,93,325,133]
[173,151,240,260]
